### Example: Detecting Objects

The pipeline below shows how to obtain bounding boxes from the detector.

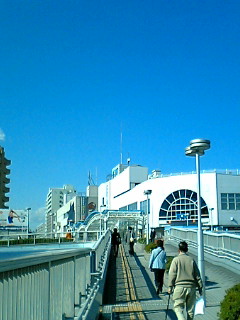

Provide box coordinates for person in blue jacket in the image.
[149,239,167,294]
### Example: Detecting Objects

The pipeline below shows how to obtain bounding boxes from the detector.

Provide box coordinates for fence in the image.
[0,230,105,247]
[168,227,240,274]
[0,230,111,320]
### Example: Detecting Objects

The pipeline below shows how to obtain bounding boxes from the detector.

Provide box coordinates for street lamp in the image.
[185,138,210,302]
[209,208,214,232]
[144,190,152,245]
[100,205,106,234]
[26,207,31,236]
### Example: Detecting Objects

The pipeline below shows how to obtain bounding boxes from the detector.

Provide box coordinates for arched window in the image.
[159,189,208,222]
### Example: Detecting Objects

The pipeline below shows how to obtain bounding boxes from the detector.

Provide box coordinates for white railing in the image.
[168,227,240,274]
[0,230,112,320]
[157,168,240,179]
[0,230,105,247]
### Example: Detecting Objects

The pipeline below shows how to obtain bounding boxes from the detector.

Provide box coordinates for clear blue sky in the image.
[1,0,240,229]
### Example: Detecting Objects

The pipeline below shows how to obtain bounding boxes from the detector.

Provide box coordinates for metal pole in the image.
[27,208,31,238]
[209,208,214,232]
[146,194,149,245]
[196,153,205,300]
[27,209,29,235]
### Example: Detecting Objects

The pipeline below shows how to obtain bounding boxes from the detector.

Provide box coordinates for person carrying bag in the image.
[149,239,167,294]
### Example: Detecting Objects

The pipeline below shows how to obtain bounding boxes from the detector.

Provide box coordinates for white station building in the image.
[98,164,240,230]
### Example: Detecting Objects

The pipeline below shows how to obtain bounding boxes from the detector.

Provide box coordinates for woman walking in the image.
[149,239,166,294]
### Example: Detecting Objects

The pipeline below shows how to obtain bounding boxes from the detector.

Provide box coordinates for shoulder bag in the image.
[150,249,162,272]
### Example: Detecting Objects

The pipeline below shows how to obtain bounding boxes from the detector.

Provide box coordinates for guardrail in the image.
[0,230,112,320]
[168,227,240,274]
[0,230,105,247]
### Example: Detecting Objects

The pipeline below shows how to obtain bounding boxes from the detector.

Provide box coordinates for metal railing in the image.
[0,230,112,320]
[0,230,105,247]
[157,168,240,178]
[168,227,240,274]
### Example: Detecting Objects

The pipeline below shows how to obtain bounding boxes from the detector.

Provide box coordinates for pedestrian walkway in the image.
[100,239,240,320]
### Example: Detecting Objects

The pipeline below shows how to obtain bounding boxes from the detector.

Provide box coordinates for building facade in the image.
[45,184,77,235]
[56,194,87,235]
[98,164,240,230]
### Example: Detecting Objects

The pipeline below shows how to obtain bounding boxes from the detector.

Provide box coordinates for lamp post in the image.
[209,208,214,232]
[185,139,210,302]
[144,190,152,245]
[26,207,31,236]
[100,205,106,234]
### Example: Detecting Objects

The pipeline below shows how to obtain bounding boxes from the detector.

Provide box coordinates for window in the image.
[120,203,138,211]
[221,193,240,210]
[236,194,240,210]
[221,193,227,210]
[140,200,147,214]
[159,189,208,222]
[229,194,235,210]
[128,202,137,211]
[120,206,128,211]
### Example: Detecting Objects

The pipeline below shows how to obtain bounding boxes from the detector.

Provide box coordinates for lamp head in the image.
[144,190,152,195]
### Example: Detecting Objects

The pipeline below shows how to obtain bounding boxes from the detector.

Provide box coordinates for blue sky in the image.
[1,0,240,229]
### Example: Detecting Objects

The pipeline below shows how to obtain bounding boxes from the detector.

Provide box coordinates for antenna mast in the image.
[120,123,123,164]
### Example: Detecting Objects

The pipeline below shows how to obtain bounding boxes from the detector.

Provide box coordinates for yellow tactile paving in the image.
[113,244,146,319]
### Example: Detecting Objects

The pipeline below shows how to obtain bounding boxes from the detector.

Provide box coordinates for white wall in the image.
[98,166,240,229]
[110,172,218,228]
[98,165,148,210]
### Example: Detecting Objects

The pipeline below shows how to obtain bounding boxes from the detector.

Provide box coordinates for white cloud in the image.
[30,207,46,231]
[0,128,5,141]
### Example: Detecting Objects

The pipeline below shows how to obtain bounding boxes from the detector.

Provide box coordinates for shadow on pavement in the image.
[102,247,117,305]
[134,254,160,300]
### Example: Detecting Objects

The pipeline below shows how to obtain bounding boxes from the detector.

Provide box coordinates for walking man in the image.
[111,228,121,257]
[168,241,203,320]
[150,228,156,242]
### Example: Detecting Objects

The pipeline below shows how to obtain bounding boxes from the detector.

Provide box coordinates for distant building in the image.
[36,223,45,236]
[98,164,240,230]
[98,164,148,210]
[0,146,11,209]
[86,185,98,215]
[45,184,76,235]
[56,194,87,235]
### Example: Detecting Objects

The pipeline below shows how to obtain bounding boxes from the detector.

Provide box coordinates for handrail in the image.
[168,227,240,273]
[0,229,112,320]
[0,230,103,247]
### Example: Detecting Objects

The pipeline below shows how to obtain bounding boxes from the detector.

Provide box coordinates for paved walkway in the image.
[101,240,240,319]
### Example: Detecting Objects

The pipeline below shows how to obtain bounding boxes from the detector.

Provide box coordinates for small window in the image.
[236,194,240,210]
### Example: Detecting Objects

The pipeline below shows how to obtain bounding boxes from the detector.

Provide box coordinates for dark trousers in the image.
[153,269,165,291]
[112,244,119,256]
[129,242,134,255]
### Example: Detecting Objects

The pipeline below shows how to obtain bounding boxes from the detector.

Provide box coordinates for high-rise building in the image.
[0,146,11,209]
[45,184,76,235]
